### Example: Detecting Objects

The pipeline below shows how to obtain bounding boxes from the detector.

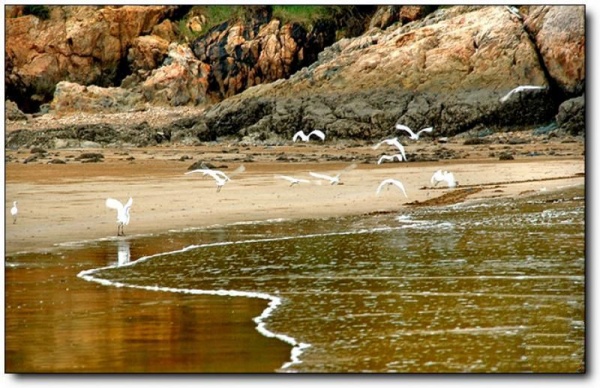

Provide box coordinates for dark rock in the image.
[499,152,514,160]
[556,95,584,136]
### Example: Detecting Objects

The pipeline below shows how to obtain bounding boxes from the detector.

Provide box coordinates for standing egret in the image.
[106,197,133,236]
[376,178,408,198]
[499,85,546,103]
[10,201,18,224]
[309,163,356,185]
[395,124,434,140]
[431,169,458,188]
[293,129,326,142]
[377,154,404,165]
[373,138,406,161]
[276,175,311,187]
[185,165,245,192]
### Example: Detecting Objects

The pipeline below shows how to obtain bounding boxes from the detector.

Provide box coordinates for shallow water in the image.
[5,186,585,373]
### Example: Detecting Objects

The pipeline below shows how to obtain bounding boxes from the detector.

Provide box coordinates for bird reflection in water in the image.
[116,239,131,266]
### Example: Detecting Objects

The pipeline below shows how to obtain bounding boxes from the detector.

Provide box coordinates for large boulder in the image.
[50,81,145,114]
[556,95,584,136]
[525,5,585,96]
[5,5,175,112]
[140,44,212,106]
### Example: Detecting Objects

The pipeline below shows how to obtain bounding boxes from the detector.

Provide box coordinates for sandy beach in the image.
[4,138,585,255]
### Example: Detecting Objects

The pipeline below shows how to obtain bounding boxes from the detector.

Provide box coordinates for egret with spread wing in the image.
[373,137,406,161]
[106,197,133,236]
[395,124,434,140]
[309,163,356,185]
[376,178,408,198]
[293,129,326,142]
[377,154,404,165]
[185,165,245,192]
[276,175,311,187]
[431,169,457,188]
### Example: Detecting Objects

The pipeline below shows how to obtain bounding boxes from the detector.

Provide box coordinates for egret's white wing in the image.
[185,169,213,175]
[443,172,457,188]
[276,175,309,183]
[124,197,133,209]
[308,129,326,141]
[416,127,434,136]
[377,155,392,165]
[309,172,334,182]
[390,139,406,160]
[376,179,390,195]
[390,180,408,198]
[395,124,416,137]
[276,175,296,182]
[293,131,307,142]
[431,169,444,186]
[106,198,124,211]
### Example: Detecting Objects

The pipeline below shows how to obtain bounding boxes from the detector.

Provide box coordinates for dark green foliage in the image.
[23,5,50,20]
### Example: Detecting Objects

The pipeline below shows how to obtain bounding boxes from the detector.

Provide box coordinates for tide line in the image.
[76,220,439,371]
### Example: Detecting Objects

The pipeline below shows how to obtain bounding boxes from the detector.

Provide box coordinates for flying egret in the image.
[431,169,458,188]
[309,163,357,185]
[276,175,311,187]
[185,165,245,192]
[10,201,18,224]
[293,129,326,142]
[377,154,404,165]
[376,178,408,198]
[395,124,434,140]
[499,85,546,103]
[105,197,133,236]
[373,137,406,161]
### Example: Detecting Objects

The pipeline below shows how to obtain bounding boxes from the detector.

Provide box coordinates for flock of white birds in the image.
[6,85,547,236]
[8,123,462,236]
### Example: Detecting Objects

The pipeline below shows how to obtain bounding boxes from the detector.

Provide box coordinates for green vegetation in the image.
[271,5,328,27]
[175,5,374,41]
[23,5,50,20]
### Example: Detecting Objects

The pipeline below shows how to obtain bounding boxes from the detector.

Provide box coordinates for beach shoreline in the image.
[4,140,585,256]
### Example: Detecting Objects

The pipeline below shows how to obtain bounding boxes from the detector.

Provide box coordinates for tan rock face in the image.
[525,5,585,95]
[270,6,548,97]
[140,44,211,106]
[5,5,173,110]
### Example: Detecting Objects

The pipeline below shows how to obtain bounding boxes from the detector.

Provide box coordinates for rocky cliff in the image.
[5,5,585,148]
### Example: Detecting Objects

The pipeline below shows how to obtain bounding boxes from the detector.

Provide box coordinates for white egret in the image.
[377,154,404,165]
[376,178,408,198]
[500,85,546,103]
[309,163,356,185]
[276,175,311,187]
[373,137,406,161]
[431,169,458,188]
[106,197,133,236]
[395,124,434,140]
[10,201,18,224]
[185,165,245,192]
[293,129,326,142]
